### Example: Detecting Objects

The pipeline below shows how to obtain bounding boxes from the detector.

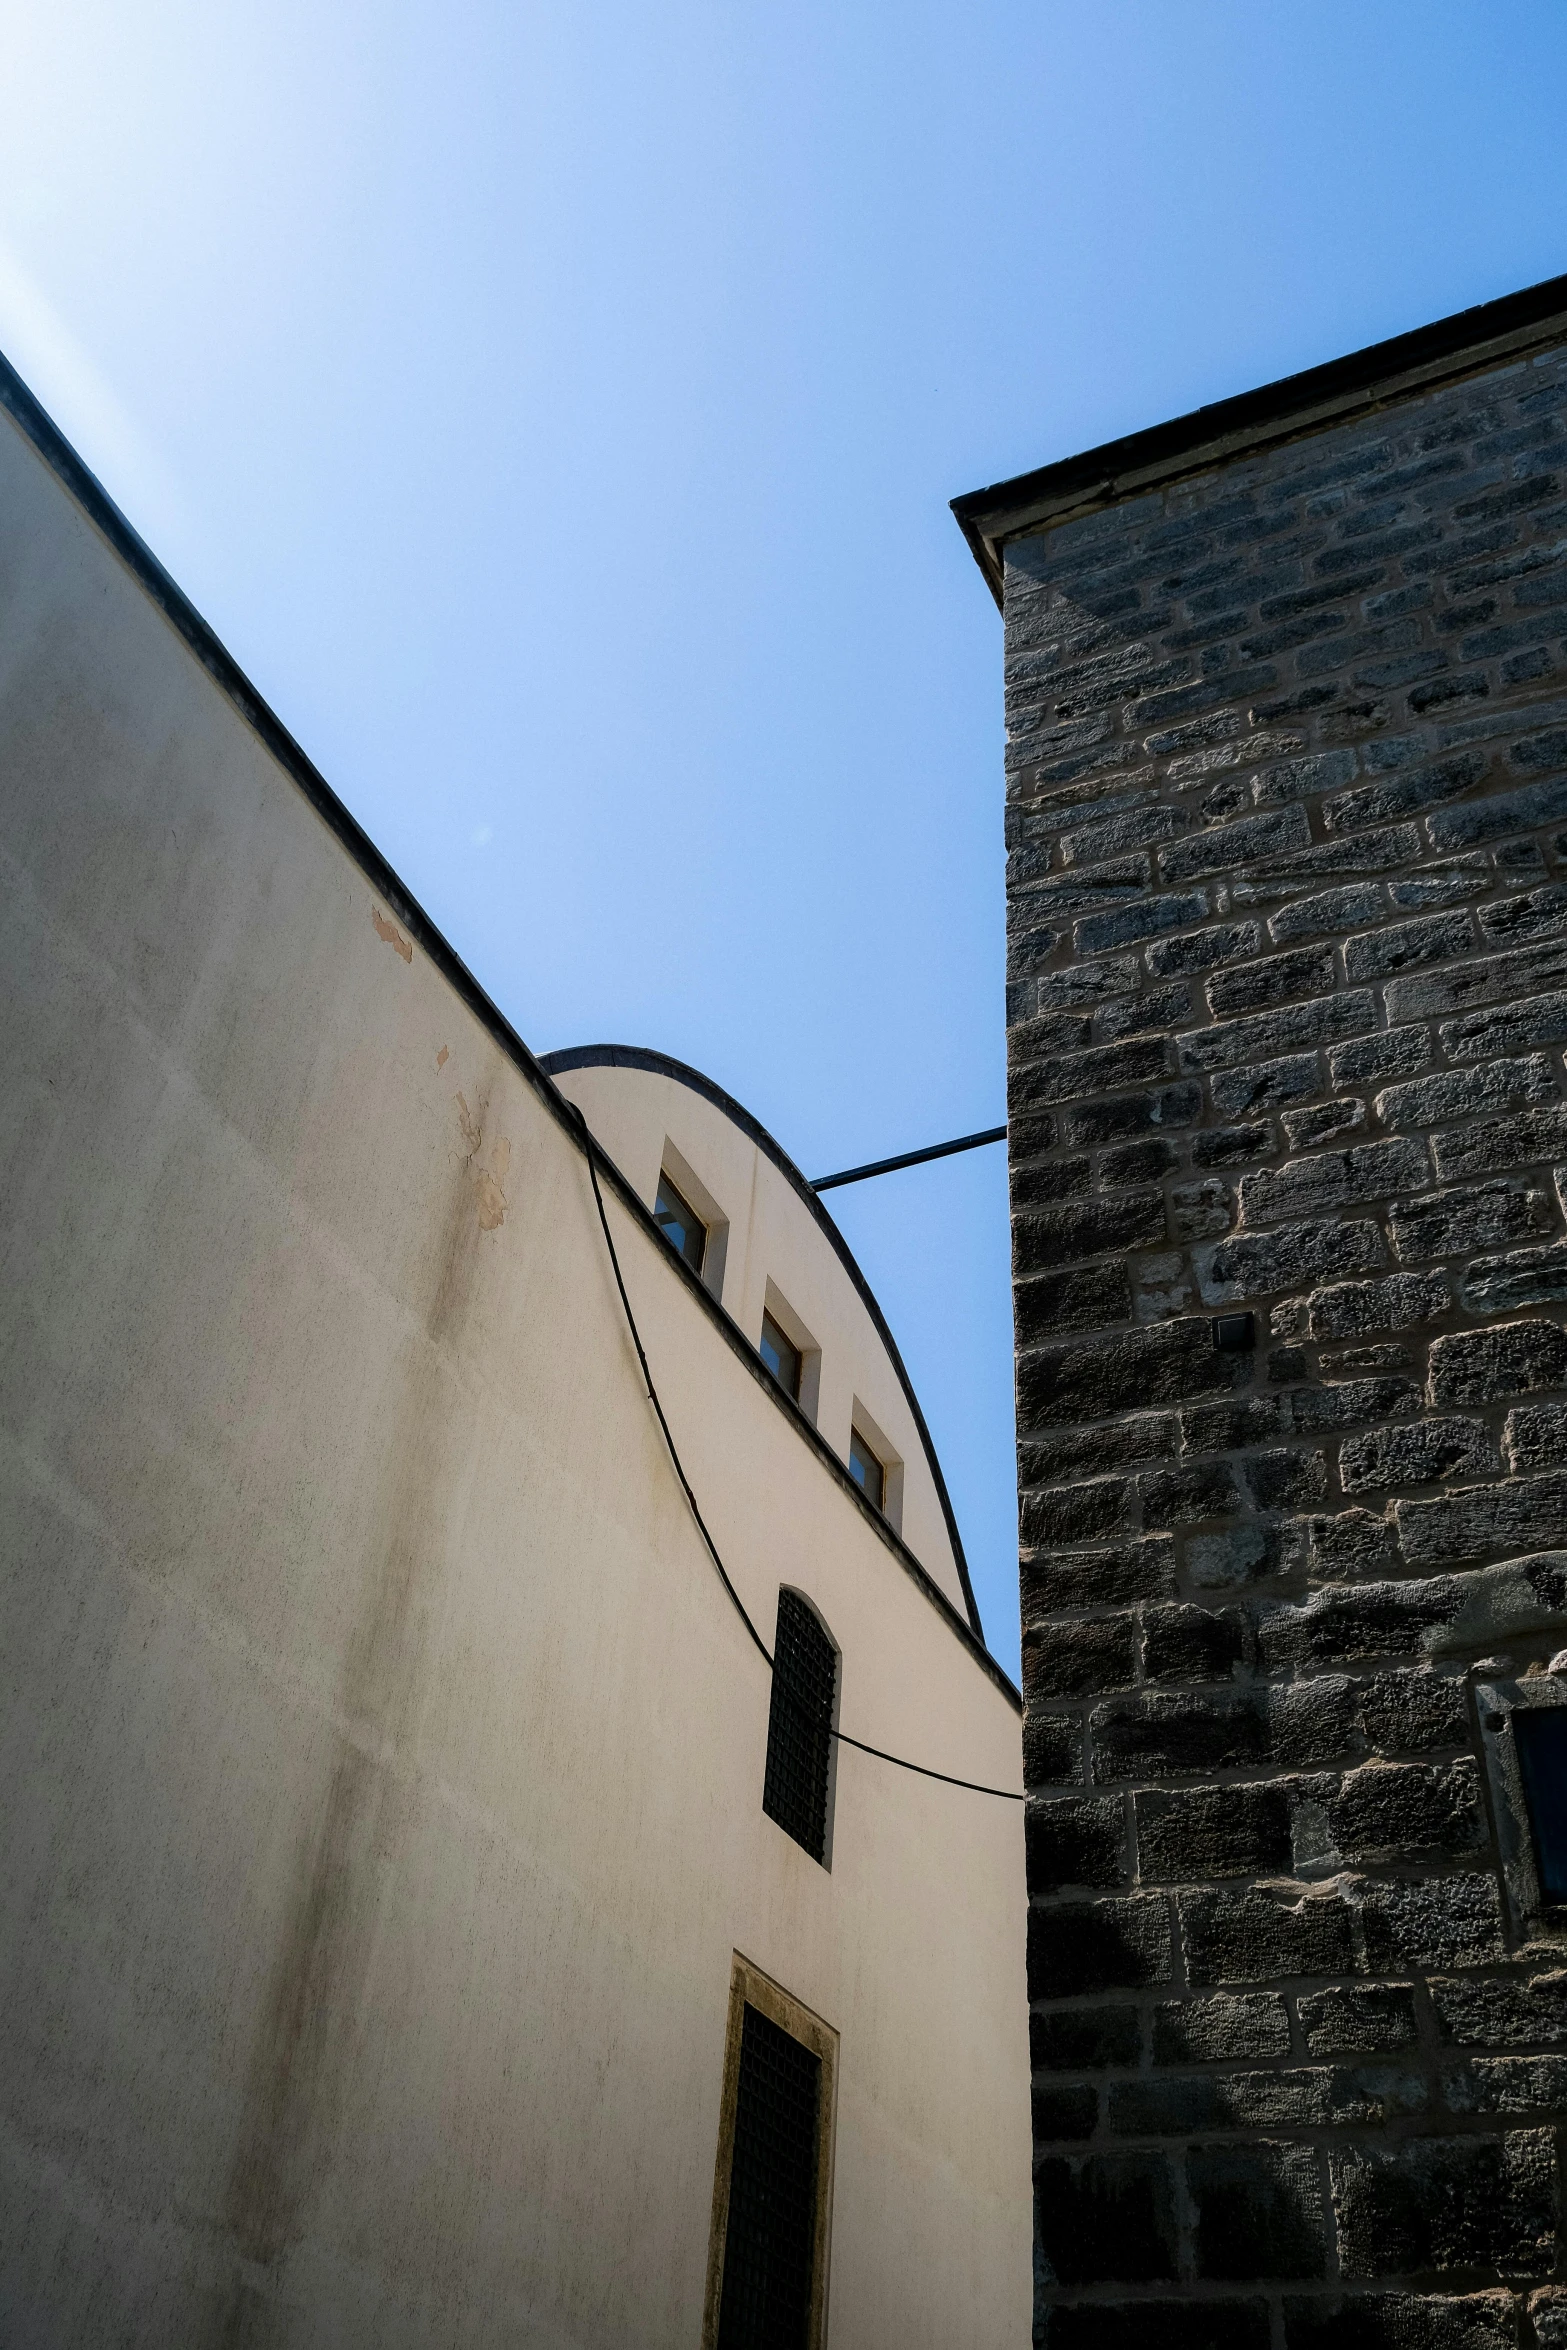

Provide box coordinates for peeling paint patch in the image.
[455,1093,482,1156]
[371,908,412,963]
[475,1136,511,1231]
[435,1044,449,1070]
[475,1171,507,1231]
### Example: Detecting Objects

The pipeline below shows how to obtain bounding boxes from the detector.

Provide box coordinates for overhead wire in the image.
[571,1105,1024,1804]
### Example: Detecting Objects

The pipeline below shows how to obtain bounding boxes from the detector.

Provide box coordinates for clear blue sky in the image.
[6,2,1566,1674]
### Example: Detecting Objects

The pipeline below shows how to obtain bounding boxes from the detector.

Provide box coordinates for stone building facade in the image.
[955,275,1567,2346]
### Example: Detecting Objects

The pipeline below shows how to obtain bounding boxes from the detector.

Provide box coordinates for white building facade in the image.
[0,357,1031,2347]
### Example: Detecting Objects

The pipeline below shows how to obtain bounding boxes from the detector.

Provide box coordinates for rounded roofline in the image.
[539,1042,985,1644]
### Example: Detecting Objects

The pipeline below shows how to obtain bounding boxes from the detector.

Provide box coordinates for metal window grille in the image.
[717,2002,822,2350]
[1515,1706,1567,1903]
[763,1592,835,1863]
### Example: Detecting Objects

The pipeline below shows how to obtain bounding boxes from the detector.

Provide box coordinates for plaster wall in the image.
[548,1060,965,1604]
[0,397,1031,2348]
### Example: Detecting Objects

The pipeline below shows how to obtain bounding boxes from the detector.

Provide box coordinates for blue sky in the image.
[5,1,1566,1673]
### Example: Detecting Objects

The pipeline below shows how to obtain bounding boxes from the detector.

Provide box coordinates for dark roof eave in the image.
[951,268,1567,609]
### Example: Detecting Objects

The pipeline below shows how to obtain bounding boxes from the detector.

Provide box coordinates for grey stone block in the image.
[1179,1884,1356,1986]
[1238,1139,1430,1228]
[1463,1242,1567,1313]
[1397,1471,1567,1568]
[1160,805,1312,882]
[1308,1269,1451,1337]
[1186,1524,1281,1591]
[1188,2141,1328,2281]
[1432,1104,1567,1180]
[1504,1402,1567,1471]
[1268,883,1385,943]
[1327,1760,1484,1863]
[1298,1984,1419,2056]
[1208,945,1336,1017]
[1031,2004,1141,2071]
[1282,1098,1365,1151]
[1026,1798,1128,1893]
[1428,1318,1567,1403]
[1291,1509,1398,1579]
[1210,1053,1324,1116]
[1028,1898,1173,2000]
[1343,908,1475,979]
[1014,1190,1169,1275]
[1440,984,1567,1061]
[1075,890,1212,955]
[1444,2054,1567,2115]
[1329,1024,1431,1086]
[1329,2129,1554,2278]
[1021,1536,1178,1613]
[1180,989,1377,1074]
[1357,1669,1468,1754]
[1375,1053,1559,1131]
[1136,1784,1292,1882]
[1256,1581,1464,1672]
[1019,1412,1179,1483]
[1092,1691,1270,1782]
[1197,1215,1387,1304]
[1142,1602,1250,1685]
[1284,2294,1517,2349]
[1431,1968,1567,2047]
[1033,2148,1180,2286]
[1388,1179,1551,1262]
[1024,1709,1084,1788]
[1022,1613,1139,1697]
[1323,750,1489,835]
[1339,1417,1497,1493]
[1015,1259,1136,1344]
[1146,919,1264,976]
[1018,1318,1247,1431]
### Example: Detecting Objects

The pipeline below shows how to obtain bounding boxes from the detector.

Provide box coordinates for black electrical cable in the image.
[810,1124,1007,1193]
[572,1107,1023,1803]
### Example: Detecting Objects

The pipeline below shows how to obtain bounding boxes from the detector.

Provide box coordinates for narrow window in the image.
[654,1171,706,1274]
[703,1958,836,2350]
[847,1426,884,1513]
[717,2002,822,2350]
[759,1309,802,1402]
[1514,1706,1567,1902]
[763,1591,836,1864]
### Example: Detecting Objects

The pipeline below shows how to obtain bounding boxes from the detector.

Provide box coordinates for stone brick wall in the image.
[1006,335,1567,2348]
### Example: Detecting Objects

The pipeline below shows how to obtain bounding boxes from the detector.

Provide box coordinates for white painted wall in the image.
[0,396,1032,2347]
[548,1057,967,1606]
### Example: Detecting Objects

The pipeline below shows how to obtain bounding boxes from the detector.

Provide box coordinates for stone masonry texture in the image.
[1005,332,1567,2348]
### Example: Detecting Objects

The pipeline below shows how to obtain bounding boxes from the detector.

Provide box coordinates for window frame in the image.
[655,1139,730,1303]
[702,1953,838,2350]
[847,1399,903,1536]
[1475,1667,1567,1943]
[758,1280,821,1424]
[653,1168,707,1276]
[763,1587,841,1869]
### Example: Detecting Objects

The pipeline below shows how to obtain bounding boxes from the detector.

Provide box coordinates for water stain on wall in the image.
[215,1058,500,2337]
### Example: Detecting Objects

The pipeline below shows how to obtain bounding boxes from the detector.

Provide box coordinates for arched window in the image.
[763,1591,837,1865]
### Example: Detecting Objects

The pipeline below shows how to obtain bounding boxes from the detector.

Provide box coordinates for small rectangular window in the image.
[1515,1706,1567,1903]
[654,1171,706,1274]
[847,1426,884,1513]
[759,1309,802,1402]
[763,1590,836,1865]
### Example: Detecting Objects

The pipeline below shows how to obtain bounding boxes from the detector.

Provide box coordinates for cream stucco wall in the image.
[547,1057,969,1612]
[0,388,1031,2347]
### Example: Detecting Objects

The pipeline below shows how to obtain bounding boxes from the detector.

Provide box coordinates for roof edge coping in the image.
[951,269,1567,609]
